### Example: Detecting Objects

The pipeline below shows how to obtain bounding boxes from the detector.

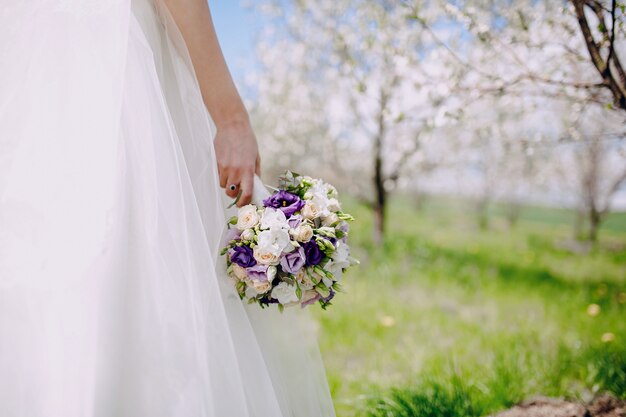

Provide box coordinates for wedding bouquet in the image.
[220,171,358,310]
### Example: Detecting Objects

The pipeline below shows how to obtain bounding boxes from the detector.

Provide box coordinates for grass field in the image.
[312,196,626,417]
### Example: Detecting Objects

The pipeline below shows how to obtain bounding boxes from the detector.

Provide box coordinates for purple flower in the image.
[303,240,323,266]
[246,264,270,281]
[229,245,256,268]
[221,228,241,247]
[263,190,305,217]
[280,246,306,274]
[287,214,303,229]
[322,288,335,303]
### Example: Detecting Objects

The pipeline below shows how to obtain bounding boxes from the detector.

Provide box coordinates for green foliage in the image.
[313,196,626,417]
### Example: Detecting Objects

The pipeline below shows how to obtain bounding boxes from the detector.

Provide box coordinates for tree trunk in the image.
[373,123,386,245]
[573,207,585,240]
[588,206,601,242]
[505,201,522,228]
[372,88,389,246]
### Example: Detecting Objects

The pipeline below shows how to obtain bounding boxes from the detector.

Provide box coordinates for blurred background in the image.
[213,1,626,416]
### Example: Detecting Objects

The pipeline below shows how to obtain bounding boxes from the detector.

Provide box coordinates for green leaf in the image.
[295,284,302,300]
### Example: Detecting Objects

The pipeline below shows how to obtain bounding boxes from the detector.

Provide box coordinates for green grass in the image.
[313,195,626,417]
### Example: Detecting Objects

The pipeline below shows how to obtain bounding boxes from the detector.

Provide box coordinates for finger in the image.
[237,169,254,207]
[225,172,241,199]
[254,155,261,177]
[218,163,228,188]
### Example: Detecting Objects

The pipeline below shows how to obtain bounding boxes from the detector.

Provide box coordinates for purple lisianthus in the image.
[322,289,336,303]
[263,190,305,217]
[280,246,306,274]
[229,245,256,268]
[246,264,270,281]
[221,227,241,247]
[303,240,323,266]
[287,214,303,229]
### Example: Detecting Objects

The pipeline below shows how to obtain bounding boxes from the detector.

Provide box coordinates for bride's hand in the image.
[214,122,261,207]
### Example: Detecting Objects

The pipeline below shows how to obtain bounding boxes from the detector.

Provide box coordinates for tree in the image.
[251,0,459,244]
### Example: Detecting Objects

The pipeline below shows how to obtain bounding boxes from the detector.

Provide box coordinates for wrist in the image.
[208,100,251,133]
[216,115,251,133]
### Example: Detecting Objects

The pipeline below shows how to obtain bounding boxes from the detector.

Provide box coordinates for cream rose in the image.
[231,264,248,281]
[236,205,259,231]
[300,289,319,304]
[295,268,314,290]
[251,280,272,294]
[289,224,313,242]
[321,212,339,227]
[253,246,281,265]
[301,200,322,219]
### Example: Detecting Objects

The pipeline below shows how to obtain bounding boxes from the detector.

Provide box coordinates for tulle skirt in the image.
[0,1,335,416]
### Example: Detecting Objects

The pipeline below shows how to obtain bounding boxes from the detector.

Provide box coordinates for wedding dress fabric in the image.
[0,1,335,416]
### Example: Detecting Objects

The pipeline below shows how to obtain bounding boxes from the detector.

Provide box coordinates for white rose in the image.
[271,282,299,304]
[301,200,322,219]
[231,264,249,281]
[322,212,339,227]
[260,208,289,230]
[240,228,255,242]
[253,246,281,265]
[327,198,341,211]
[251,280,272,294]
[290,224,313,242]
[236,205,259,231]
[257,229,294,255]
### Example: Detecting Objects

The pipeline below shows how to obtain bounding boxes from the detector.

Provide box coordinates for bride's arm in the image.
[164,0,260,207]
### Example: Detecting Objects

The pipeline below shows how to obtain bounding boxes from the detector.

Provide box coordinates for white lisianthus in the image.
[251,280,272,294]
[253,246,281,265]
[289,224,313,242]
[327,198,341,212]
[260,208,289,230]
[231,264,249,281]
[240,228,255,242]
[257,229,293,256]
[324,259,343,281]
[271,282,299,304]
[309,182,333,202]
[331,241,351,269]
[321,212,339,227]
[236,205,259,231]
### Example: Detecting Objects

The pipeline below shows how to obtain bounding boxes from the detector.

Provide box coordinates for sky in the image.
[210,1,258,88]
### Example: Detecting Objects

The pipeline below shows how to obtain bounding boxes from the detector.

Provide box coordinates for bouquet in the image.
[220,171,358,310]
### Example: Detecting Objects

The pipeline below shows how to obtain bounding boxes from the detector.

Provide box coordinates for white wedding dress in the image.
[0,1,336,416]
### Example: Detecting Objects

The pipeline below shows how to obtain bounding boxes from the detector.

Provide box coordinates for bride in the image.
[0,0,336,416]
